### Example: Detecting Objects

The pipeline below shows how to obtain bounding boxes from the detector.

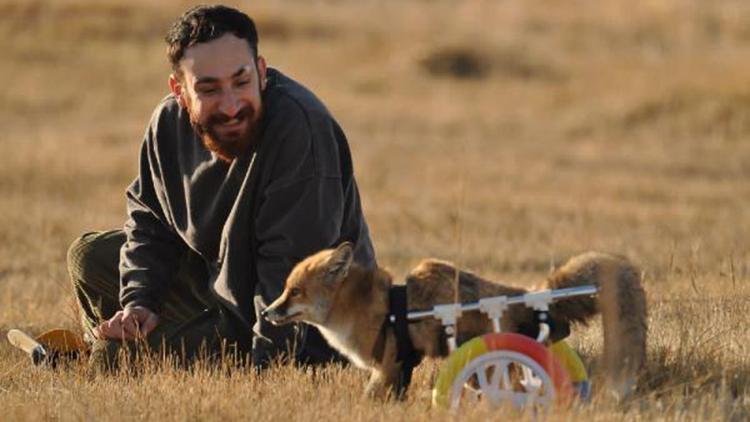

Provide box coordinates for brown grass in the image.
[1,0,749,420]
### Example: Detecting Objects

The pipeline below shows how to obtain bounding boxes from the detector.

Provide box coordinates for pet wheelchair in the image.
[403,285,597,411]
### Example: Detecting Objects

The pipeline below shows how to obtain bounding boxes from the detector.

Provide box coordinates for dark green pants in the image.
[67,230,342,370]
[67,230,251,369]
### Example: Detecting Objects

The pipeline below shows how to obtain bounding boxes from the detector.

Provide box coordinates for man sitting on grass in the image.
[67,4,375,371]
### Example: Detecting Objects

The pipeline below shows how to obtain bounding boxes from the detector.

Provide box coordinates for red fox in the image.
[263,243,647,400]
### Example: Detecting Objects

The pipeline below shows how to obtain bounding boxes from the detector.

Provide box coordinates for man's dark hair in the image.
[166,5,259,74]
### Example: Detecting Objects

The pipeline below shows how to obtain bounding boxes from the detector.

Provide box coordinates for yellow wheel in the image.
[432,333,574,411]
[548,340,591,400]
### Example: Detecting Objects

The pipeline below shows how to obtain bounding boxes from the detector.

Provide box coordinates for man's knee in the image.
[68,232,102,284]
[67,230,124,288]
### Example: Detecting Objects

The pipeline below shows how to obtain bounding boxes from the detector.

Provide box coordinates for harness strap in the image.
[388,285,421,398]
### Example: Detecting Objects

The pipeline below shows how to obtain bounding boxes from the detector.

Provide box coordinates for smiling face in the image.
[168,33,268,162]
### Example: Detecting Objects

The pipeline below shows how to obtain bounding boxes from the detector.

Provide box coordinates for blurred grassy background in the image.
[0,0,749,419]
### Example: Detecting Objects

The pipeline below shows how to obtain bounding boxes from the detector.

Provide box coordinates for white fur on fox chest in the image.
[315,324,370,369]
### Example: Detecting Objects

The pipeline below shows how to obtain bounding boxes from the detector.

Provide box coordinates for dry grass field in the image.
[1,0,749,420]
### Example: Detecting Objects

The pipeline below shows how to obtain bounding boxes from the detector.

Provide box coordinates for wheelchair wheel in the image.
[548,340,591,401]
[432,333,574,411]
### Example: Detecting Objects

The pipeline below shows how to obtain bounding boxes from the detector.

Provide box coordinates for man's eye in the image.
[235,79,251,87]
[196,87,218,95]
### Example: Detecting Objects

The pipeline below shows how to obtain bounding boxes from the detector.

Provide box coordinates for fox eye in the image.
[289,287,301,297]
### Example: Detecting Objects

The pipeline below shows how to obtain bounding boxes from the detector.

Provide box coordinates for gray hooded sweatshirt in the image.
[118,68,376,335]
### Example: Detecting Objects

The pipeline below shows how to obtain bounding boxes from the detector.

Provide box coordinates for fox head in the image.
[262,242,354,326]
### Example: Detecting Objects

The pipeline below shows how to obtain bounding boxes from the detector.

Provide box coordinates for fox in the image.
[262,243,647,400]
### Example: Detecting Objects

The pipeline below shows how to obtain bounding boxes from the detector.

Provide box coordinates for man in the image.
[67,4,375,370]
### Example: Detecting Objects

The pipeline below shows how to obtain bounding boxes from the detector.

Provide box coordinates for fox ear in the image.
[326,242,354,282]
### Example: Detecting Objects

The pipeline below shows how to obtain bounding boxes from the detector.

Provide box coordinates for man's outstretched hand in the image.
[93,306,159,340]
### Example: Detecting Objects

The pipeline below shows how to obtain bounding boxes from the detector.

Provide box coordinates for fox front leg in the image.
[365,369,389,400]
[365,368,400,400]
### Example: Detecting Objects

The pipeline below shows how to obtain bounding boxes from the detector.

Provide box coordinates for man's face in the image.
[169,33,267,162]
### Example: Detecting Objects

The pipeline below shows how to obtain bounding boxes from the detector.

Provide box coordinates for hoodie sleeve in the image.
[119,106,186,314]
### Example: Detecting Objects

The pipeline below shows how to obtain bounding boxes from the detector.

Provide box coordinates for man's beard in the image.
[190,104,263,163]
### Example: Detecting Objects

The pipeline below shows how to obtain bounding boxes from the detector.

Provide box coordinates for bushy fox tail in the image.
[544,252,648,399]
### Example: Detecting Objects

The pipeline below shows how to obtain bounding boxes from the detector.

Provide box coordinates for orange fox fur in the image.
[263,243,647,399]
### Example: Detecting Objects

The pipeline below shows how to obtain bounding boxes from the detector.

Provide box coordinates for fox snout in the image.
[261,301,289,325]
[262,293,307,326]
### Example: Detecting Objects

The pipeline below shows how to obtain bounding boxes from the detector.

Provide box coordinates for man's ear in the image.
[256,55,268,91]
[168,73,187,109]
[326,242,354,282]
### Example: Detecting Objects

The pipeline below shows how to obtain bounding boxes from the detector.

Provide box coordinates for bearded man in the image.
[67,5,375,370]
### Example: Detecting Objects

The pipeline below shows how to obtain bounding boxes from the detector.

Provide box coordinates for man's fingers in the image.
[99,312,127,340]
[122,306,159,339]
[114,310,136,340]
[93,307,159,340]
[120,312,140,339]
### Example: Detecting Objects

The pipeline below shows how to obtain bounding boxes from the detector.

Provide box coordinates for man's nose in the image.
[218,91,241,117]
